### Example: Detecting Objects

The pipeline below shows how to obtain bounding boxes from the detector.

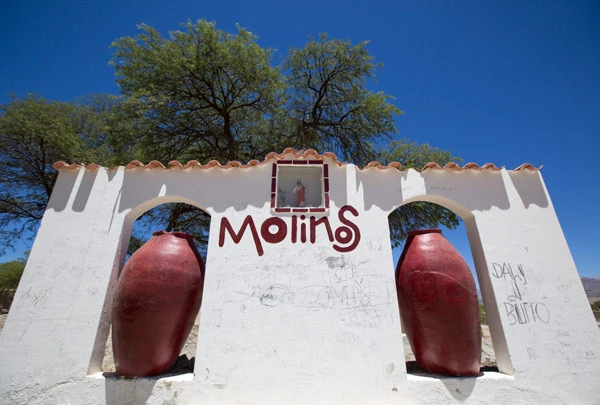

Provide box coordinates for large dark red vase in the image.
[396,229,481,376]
[112,231,204,377]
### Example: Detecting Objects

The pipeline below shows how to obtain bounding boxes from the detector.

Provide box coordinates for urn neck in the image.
[152,230,196,242]
[406,228,442,238]
[396,228,444,277]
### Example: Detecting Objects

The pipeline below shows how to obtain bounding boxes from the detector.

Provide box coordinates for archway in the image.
[91,197,211,376]
[388,197,510,375]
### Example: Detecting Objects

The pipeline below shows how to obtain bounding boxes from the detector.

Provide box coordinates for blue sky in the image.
[1,1,598,278]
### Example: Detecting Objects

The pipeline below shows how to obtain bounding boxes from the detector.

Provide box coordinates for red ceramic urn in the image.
[112,231,204,377]
[396,229,481,376]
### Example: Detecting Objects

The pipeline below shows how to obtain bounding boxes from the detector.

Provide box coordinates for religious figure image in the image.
[292,180,307,206]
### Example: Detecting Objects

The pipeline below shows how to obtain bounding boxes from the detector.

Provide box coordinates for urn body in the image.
[396,229,481,376]
[112,231,204,377]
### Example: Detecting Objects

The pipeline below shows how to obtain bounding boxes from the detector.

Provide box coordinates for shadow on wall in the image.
[421,171,510,212]
[508,171,548,208]
[47,169,102,213]
[72,170,99,212]
[360,169,511,213]
[326,164,348,208]
[105,375,158,405]
[47,170,79,212]
[119,165,274,215]
[440,375,477,400]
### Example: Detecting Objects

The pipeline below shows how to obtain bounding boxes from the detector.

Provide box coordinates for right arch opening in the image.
[388,199,513,376]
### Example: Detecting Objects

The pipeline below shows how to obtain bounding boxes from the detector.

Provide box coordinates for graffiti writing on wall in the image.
[491,262,550,326]
[218,257,396,329]
[218,205,361,256]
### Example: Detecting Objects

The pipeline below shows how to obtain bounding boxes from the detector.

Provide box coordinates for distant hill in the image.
[581,277,600,298]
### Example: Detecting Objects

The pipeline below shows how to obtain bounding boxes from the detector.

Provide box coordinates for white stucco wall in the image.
[0,150,598,404]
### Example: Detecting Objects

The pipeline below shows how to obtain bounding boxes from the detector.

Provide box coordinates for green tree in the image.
[78,93,148,165]
[0,21,461,257]
[283,34,402,165]
[0,257,27,289]
[0,94,133,254]
[0,95,89,253]
[109,20,459,250]
[129,202,211,259]
[479,304,488,324]
[110,20,289,256]
[378,140,461,248]
[110,20,284,163]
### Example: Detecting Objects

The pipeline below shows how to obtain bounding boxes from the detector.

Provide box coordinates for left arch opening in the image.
[90,197,211,377]
[127,201,210,263]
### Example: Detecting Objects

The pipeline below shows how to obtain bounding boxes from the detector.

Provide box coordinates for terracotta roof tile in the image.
[124,160,145,170]
[364,161,403,170]
[53,149,540,172]
[443,162,463,171]
[146,160,166,169]
[421,162,442,170]
[514,163,543,171]
[481,163,503,170]
[52,162,103,171]
[421,162,502,171]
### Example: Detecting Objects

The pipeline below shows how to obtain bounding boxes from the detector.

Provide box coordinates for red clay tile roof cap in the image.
[53,148,542,172]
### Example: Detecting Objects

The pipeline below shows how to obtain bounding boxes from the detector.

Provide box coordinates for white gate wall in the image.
[0,150,597,404]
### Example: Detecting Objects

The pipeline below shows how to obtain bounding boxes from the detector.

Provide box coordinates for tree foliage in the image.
[284,34,402,165]
[130,202,211,259]
[379,140,461,248]
[111,20,284,163]
[110,21,420,254]
[0,94,139,254]
[479,304,487,324]
[0,257,26,289]
[0,20,462,257]
[0,96,97,252]
[79,93,148,165]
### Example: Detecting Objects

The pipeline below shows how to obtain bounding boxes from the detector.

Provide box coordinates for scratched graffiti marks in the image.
[22,286,54,307]
[491,262,550,326]
[252,267,391,311]
[218,256,396,328]
[325,256,393,310]
[492,262,527,301]
[288,269,394,329]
